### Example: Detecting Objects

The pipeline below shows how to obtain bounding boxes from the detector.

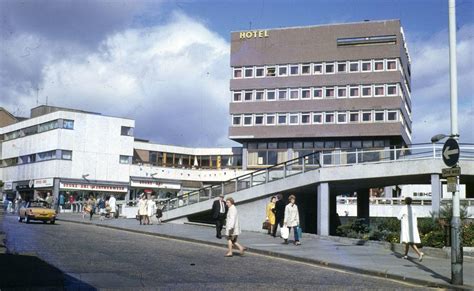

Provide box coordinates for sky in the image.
[0,0,473,147]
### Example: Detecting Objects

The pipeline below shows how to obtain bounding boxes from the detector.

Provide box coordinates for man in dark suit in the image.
[272,194,286,237]
[212,194,227,239]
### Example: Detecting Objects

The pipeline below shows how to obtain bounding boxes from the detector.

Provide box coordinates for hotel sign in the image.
[60,182,128,193]
[239,30,269,39]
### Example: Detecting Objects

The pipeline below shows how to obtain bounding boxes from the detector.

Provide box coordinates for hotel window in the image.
[302,64,311,75]
[387,111,398,121]
[374,85,385,96]
[350,111,359,122]
[325,87,335,98]
[301,113,311,124]
[325,112,335,123]
[278,65,288,76]
[301,88,311,99]
[349,61,359,72]
[278,114,287,125]
[266,90,276,100]
[255,115,264,125]
[314,63,323,74]
[61,150,72,160]
[337,87,347,98]
[361,61,372,72]
[266,66,276,77]
[233,68,242,78]
[387,59,397,70]
[232,115,242,126]
[362,86,372,97]
[375,111,385,122]
[255,67,265,77]
[266,114,276,125]
[349,86,359,97]
[63,119,74,129]
[233,92,242,102]
[289,89,299,100]
[278,89,287,100]
[337,62,347,73]
[387,84,397,96]
[255,91,264,101]
[325,63,335,74]
[313,87,323,98]
[362,111,372,122]
[289,114,299,125]
[244,67,253,78]
[313,113,323,124]
[244,91,253,101]
[374,60,384,71]
[120,155,132,164]
[243,115,253,126]
[121,126,134,136]
[290,65,299,75]
[337,112,347,123]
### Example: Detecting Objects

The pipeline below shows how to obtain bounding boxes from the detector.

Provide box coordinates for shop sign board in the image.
[34,178,54,188]
[131,180,180,190]
[60,183,128,192]
[3,181,13,190]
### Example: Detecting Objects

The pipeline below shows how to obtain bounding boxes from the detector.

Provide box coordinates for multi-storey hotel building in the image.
[229,20,412,169]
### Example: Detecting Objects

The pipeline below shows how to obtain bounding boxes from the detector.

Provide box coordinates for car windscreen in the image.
[29,202,49,208]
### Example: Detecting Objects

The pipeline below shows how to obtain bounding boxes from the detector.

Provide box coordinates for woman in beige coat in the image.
[225,197,246,257]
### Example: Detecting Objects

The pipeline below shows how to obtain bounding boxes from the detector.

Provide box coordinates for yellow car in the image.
[18,200,56,224]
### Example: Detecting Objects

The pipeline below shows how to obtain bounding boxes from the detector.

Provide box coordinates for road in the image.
[1,214,430,290]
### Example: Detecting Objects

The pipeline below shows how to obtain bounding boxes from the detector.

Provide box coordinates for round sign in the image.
[442,138,460,167]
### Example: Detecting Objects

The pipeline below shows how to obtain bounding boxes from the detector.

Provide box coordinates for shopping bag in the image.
[297,226,303,240]
[281,227,289,239]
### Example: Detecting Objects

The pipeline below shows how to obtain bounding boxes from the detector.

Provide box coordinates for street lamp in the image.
[431,133,459,143]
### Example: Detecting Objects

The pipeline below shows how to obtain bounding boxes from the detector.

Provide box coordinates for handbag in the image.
[262,221,271,230]
[281,227,289,239]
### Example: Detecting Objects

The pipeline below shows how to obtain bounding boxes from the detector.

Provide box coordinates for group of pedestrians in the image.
[82,194,116,221]
[137,194,163,225]
[265,194,301,245]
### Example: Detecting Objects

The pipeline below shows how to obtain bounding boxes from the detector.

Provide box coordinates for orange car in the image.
[18,200,56,224]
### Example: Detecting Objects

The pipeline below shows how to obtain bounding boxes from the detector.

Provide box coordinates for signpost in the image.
[442,138,460,167]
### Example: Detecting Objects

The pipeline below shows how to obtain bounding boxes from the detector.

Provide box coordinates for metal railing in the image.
[163,143,474,212]
[336,197,474,207]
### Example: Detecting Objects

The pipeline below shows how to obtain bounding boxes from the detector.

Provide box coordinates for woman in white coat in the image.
[224,197,246,257]
[397,197,424,261]
[284,195,301,245]
[147,195,157,225]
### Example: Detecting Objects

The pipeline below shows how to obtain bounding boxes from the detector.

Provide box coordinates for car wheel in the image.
[25,216,30,224]
[50,219,55,224]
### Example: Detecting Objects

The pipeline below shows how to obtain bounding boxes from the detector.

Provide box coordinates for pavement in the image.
[55,213,474,290]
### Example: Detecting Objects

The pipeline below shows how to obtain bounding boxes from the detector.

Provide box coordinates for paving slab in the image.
[58,213,474,289]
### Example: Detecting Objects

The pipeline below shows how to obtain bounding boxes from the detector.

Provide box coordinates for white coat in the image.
[225,205,241,236]
[147,199,156,217]
[138,198,148,216]
[397,205,421,244]
[109,196,116,212]
[284,203,300,227]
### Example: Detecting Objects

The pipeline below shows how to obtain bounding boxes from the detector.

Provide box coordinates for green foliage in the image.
[463,223,474,247]
[336,218,370,239]
[421,230,445,248]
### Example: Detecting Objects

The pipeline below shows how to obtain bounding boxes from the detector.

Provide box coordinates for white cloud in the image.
[3,12,234,147]
[410,24,474,143]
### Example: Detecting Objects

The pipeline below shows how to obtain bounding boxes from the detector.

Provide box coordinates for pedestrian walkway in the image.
[58,213,473,289]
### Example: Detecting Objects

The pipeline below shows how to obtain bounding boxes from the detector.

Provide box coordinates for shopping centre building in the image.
[229,19,412,169]
[0,105,245,215]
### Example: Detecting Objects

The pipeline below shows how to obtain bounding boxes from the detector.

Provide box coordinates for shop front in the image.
[58,179,129,213]
[15,180,34,202]
[33,178,55,201]
[2,181,15,202]
[129,178,181,203]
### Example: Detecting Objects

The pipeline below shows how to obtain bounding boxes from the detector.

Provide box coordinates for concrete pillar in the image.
[431,174,442,216]
[242,148,248,171]
[317,183,330,236]
[384,186,393,198]
[357,189,370,224]
[53,178,60,211]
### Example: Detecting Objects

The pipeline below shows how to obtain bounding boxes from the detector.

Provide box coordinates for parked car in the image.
[18,200,56,224]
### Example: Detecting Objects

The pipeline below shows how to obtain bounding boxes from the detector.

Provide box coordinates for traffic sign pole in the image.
[448,0,462,285]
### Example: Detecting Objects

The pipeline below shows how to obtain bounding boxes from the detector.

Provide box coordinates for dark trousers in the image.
[272,217,284,237]
[215,215,225,237]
